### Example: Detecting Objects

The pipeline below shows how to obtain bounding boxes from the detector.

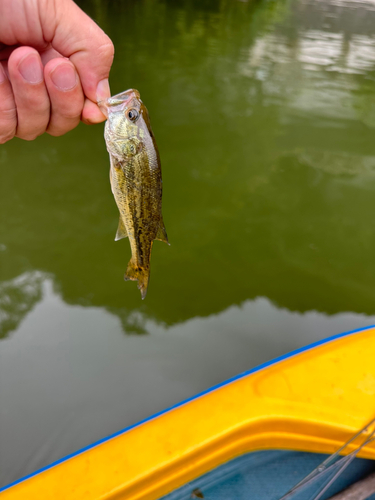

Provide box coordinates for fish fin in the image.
[124,260,150,300]
[115,218,128,241]
[155,220,170,245]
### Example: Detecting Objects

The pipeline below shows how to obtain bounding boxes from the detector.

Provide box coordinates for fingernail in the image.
[18,54,43,84]
[96,79,111,103]
[50,63,77,91]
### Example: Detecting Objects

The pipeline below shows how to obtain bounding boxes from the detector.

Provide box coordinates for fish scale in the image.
[100,89,169,299]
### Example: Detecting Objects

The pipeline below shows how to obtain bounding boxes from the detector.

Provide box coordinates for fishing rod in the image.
[278,416,375,500]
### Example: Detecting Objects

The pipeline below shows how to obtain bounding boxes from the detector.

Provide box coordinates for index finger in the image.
[50,0,114,117]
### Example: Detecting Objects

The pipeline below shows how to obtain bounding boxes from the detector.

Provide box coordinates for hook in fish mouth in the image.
[98,89,141,117]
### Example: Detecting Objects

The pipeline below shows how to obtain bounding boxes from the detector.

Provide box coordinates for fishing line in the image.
[278,416,375,500]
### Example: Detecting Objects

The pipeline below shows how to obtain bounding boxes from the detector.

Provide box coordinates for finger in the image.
[81,97,107,125]
[44,58,84,136]
[7,47,50,141]
[50,0,114,106]
[0,63,17,144]
[40,46,64,66]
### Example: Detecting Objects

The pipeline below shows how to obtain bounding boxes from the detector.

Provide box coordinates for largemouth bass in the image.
[99,89,169,299]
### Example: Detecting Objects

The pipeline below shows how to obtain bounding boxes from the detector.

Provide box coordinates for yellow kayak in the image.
[1,326,375,499]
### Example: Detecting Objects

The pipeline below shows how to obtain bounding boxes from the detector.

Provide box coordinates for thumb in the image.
[50,0,114,107]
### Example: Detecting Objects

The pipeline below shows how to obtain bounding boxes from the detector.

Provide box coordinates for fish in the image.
[99,89,169,299]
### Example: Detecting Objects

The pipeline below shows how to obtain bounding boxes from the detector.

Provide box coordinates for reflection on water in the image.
[0,271,46,338]
[2,0,375,488]
[2,0,375,335]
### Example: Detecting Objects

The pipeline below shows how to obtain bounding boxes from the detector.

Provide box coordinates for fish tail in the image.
[124,260,150,300]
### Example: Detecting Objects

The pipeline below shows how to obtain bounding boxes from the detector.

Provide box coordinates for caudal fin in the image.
[124,260,150,300]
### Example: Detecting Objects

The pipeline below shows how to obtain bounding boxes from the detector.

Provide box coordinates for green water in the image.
[2,0,375,488]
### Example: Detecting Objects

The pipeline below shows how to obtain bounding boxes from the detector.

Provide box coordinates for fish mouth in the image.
[98,89,141,117]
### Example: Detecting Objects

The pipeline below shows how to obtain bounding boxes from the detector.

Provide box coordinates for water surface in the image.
[1,0,375,488]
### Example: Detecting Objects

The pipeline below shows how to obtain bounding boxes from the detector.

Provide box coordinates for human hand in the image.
[0,0,114,143]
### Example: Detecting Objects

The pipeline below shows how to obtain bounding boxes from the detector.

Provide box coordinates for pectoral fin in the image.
[115,217,128,241]
[155,220,169,245]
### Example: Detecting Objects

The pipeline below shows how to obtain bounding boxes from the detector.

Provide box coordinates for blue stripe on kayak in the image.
[1,323,374,493]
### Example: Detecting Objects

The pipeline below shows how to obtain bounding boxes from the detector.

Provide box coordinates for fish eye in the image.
[127,108,139,122]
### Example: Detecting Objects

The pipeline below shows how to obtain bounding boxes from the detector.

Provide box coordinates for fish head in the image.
[99,89,155,161]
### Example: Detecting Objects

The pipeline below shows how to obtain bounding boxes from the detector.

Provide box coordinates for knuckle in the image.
[60,109,81,120]
[16,127,45,141]
[98,39,115,63]
[47,121,79,137]
[47,129,63,137]
[0,105,17,122]
[20,133,40,141]
[0,105,17,143]
[16,122,48,141]
[0,129,16,144]
[27,95,50,113]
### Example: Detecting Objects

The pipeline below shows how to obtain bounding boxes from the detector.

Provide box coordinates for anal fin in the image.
[155,219,169,245]
[115,217,128,241]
